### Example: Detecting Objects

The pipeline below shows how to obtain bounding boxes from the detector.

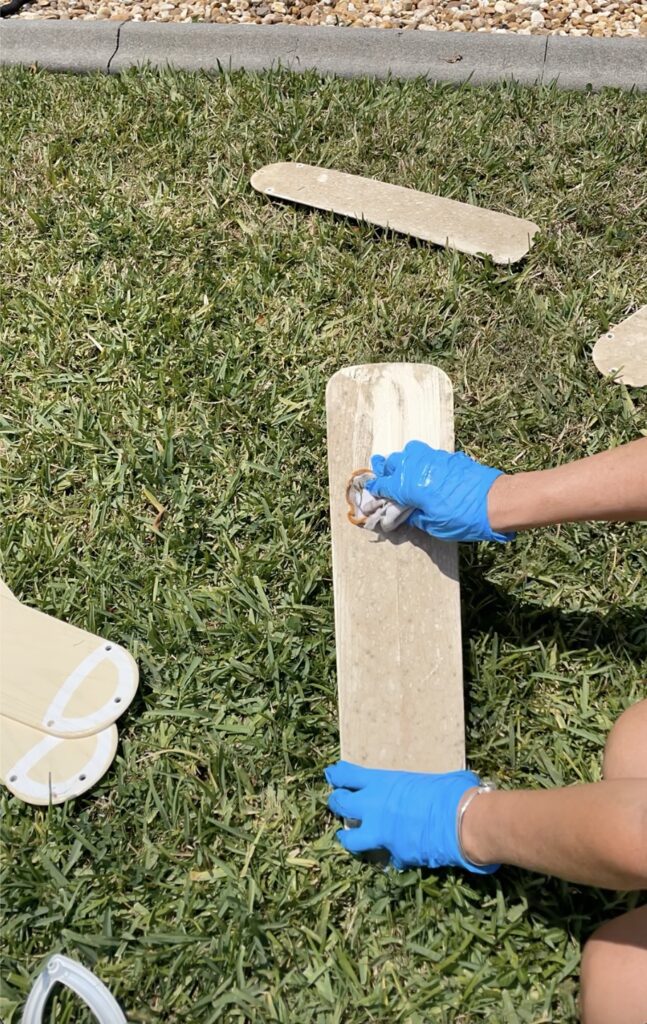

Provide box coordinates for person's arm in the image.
[460,779,647,890]
[365,437,647,543]
[325,762,647,890]
[488,437,647,533]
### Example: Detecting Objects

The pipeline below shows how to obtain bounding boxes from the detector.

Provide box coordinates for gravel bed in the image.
[6,0,647,38]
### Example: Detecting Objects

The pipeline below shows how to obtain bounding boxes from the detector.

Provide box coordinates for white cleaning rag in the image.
[345,470,412,534]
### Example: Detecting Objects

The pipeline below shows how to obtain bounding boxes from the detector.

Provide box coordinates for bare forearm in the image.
[461,780,647,890]
[488,438,647,532]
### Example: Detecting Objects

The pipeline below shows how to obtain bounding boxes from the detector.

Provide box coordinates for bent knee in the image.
[580,909,647,1024]
[603,700,647,780]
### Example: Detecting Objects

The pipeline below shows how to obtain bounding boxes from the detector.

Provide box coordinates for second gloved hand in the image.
[325,761,499,874]
[366,440,515,543]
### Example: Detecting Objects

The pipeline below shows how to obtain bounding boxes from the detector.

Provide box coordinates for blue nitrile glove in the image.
[325,761,500,874]
[365,440,515,543]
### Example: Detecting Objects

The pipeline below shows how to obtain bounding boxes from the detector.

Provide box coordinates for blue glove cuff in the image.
[425,771,500,875]
[454,780,501,875]
[480,467,516,544]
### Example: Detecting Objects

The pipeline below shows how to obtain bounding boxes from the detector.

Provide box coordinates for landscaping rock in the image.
[3,0,646,39]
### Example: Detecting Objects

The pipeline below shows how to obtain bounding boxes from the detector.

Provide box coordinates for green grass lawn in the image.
[1,66,646,1023]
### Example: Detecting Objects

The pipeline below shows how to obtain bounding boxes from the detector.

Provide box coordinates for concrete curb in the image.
[1,21,119,73]
[1,22,646,91]
[542,35,647,90]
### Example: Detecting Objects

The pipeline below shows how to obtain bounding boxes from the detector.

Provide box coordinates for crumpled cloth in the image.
[346,469,412,534]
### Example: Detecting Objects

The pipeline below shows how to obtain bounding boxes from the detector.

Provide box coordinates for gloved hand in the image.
[325,760,499,874]
[365,441,515,543]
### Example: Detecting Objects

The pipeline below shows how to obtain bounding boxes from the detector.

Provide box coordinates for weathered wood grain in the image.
[326,363,465,773]
[252,162,539,264]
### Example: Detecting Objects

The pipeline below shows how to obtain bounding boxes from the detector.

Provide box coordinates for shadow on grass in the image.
[460,547,646,656]
[470,867,645,943]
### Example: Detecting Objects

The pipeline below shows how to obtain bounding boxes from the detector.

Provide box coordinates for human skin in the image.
[460,777,647,890]
[465,436,647,889]
[461,700,647,1023]
[580,701,647,1024]
[480,440,647,1017]
[487,437,647,533]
